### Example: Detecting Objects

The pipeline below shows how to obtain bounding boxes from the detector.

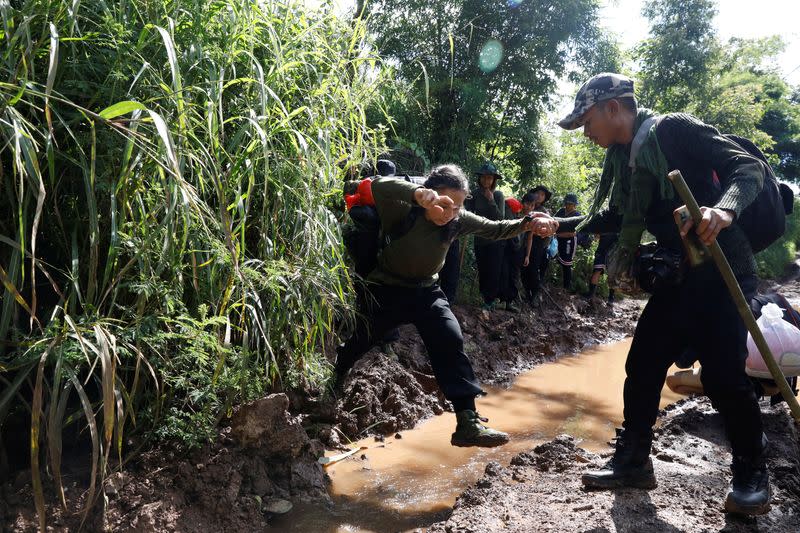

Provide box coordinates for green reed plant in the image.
[0,0,389,528]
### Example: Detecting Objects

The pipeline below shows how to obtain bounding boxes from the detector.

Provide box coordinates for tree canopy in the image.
[362,0,620,179]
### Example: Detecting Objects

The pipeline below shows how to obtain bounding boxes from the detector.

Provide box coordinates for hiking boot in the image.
[451,410,509,448]
[582,430,656,489]
[504,301,520,313]
[724,450,771,515]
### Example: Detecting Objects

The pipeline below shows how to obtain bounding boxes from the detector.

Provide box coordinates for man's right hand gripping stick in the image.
[668,169,800,420]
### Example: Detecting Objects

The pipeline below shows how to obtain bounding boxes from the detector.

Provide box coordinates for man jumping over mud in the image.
[530,73,772,515]
[336,164,546,447]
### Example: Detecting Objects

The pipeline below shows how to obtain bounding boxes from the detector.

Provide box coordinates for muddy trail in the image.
[432,397,800,533]
[2,283,799,532]
[1,289,640,532]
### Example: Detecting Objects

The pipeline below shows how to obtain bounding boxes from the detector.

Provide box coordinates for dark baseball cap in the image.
[558,73,635,130]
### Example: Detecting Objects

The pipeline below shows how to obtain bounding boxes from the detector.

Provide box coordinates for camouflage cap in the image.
[558,73,635,130]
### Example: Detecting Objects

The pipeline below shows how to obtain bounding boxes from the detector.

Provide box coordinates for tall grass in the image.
[0,0,388,527]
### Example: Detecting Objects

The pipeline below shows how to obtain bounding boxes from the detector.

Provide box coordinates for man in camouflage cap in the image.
[531,72,772,516]
[558,73,635,130]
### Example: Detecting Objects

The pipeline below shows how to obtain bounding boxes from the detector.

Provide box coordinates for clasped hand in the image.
[415,188,461,225]
[526,213,559,237]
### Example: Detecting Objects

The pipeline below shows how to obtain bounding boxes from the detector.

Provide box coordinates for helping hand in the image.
[522,212,559,237]
[673,205,734,246]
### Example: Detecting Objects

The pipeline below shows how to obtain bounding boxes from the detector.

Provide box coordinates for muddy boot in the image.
[450,410,509,448]
[582,430,656,489]
[724,452,771,515]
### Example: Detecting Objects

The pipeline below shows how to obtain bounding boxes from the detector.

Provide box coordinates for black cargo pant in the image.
[521,237,549,299]
[499,241,521,303]
[336,284,483,403]
[439,239,461,303]
[475,241,504,305]
[557,236,577,289]
[623,263,763,458]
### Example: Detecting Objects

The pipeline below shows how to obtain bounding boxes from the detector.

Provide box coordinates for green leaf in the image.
[98,101,146,120]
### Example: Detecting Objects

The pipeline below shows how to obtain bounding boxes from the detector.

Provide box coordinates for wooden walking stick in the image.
[668,169,800,421]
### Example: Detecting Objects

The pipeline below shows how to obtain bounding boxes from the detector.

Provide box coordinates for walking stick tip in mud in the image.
[667,169,800,421]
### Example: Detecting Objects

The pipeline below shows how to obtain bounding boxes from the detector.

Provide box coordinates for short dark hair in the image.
[596,96,638,115]
[424,164,469,193]
[521,192,536,204]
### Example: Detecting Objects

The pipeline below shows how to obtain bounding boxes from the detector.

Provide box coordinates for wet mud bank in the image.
[432,397,800,533]
[1,394,327,532]
[0,290,642,531]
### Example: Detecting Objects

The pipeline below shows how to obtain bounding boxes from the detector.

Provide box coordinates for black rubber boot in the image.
[582,430,656,490]
[724,438,771,515]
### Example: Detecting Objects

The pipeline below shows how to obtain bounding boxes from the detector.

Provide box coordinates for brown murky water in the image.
[273,339,683,532]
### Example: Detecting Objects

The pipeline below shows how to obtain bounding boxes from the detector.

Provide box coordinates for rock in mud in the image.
[229,394,307,455]
[510,434,591,473]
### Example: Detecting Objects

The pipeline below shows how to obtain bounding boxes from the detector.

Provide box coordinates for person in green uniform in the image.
[466,162,506,311]
[335,164,543,447]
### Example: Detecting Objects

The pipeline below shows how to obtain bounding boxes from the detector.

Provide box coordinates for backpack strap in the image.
[629,115,663,171]
[383,206,423,246]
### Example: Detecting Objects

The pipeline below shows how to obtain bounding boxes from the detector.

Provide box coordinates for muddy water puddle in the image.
[274,339,683,532]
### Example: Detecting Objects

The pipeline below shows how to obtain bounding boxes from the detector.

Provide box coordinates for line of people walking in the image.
[441,161,611,312]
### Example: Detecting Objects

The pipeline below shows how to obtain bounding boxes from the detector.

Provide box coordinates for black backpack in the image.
[726,135,794,253]
[341,175,428,277]
[633,119,795,254]
[341,204,421,278]
[750,292,800,329]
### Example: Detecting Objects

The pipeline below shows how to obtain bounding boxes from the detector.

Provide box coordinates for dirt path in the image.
[432,280,800,533]
[430,398,799,533]
[327,289,642,443]
[5,283,800,532]
[1,289,643,532]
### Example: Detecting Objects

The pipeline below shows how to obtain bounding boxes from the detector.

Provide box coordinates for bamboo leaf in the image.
[98,101,146,120]
[0,263,34,315]
[93,325,116,446]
